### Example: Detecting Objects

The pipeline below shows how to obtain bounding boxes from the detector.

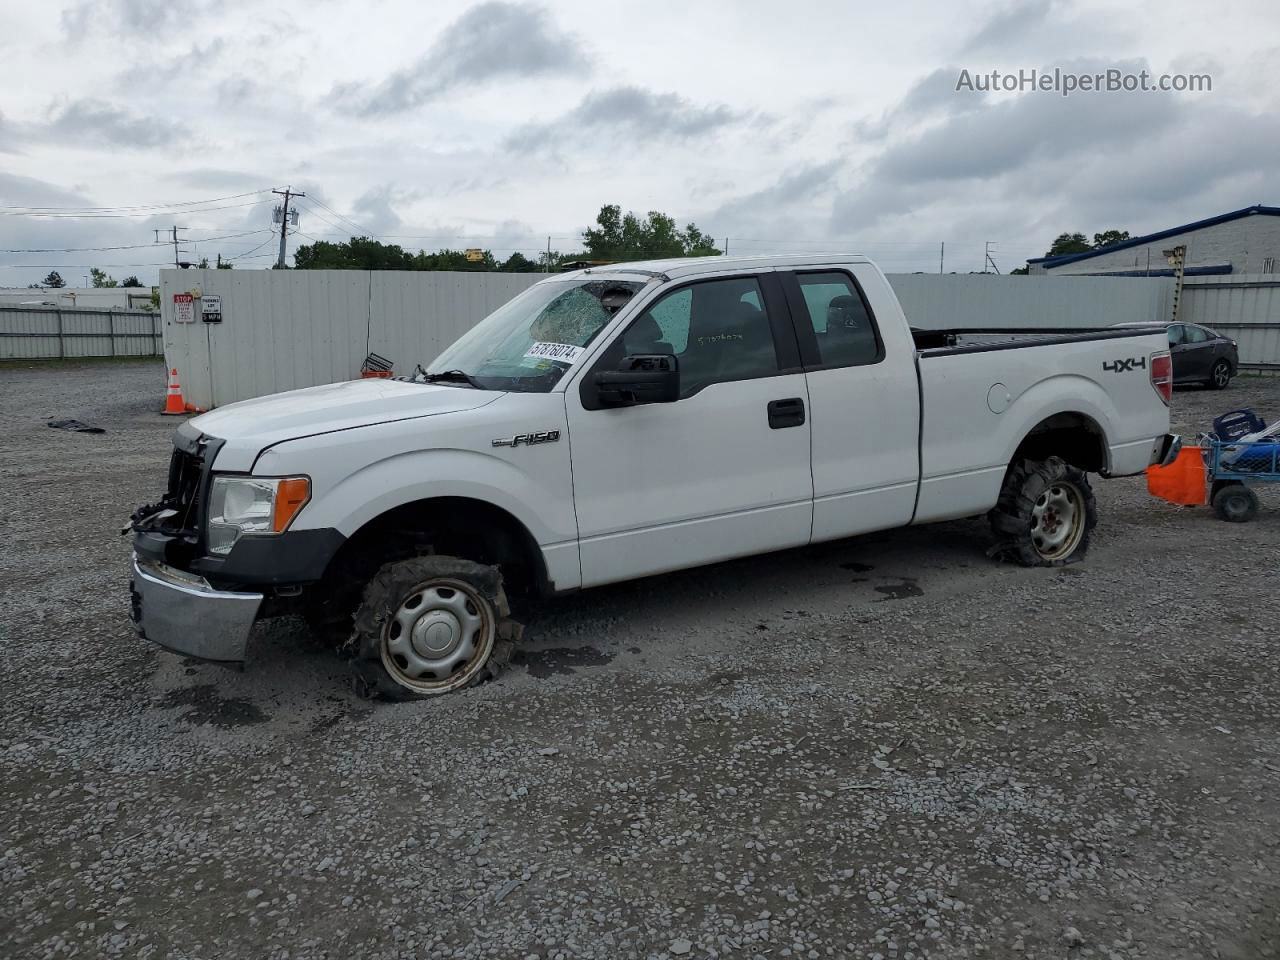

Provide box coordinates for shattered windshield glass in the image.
[425,278,644,392]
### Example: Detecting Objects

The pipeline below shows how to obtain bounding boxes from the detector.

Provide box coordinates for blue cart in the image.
[1202,409,1280,522]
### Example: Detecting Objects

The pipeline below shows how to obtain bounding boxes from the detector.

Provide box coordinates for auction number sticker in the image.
[525,341,585,364]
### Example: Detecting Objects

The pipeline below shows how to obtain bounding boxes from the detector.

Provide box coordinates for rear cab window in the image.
[782,270,884,368]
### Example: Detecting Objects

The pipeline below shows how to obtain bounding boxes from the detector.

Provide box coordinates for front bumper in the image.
[129,554,263,663]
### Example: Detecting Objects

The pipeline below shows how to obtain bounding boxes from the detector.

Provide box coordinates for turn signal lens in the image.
[272,477,311,532]
[1150,352,1172,406]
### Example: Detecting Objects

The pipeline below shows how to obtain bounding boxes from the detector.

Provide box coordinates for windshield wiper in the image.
[418,368,484,389]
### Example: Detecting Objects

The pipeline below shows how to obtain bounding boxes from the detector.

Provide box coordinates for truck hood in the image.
[187,378,502,472]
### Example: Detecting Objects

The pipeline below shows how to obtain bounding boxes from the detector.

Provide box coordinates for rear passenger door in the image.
[779,267,921,542]
[565,272,814,587]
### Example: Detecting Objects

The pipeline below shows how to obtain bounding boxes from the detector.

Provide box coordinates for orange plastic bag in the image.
[1146,445,1206,505]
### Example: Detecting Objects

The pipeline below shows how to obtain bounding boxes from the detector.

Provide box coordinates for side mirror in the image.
[593,354,679,407]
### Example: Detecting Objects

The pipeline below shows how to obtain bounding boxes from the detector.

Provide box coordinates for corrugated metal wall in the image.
[1181,275,1280,374]
[887,274,1172,329]
[0,307,161,359]
[161,269,544,409]
[156,268,1193,409]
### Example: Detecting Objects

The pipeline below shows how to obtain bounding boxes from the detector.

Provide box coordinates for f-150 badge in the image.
[492,430,561,448]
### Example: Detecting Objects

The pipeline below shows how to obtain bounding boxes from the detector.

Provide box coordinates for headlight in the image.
[207,476,310,555]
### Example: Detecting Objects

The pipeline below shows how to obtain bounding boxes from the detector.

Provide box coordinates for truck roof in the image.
[545,253,871,283]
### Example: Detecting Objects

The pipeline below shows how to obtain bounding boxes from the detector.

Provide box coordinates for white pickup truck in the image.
[130,255,1178,698]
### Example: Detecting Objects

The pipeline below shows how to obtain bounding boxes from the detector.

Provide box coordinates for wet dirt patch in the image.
[513,646,613,678]
[159,685,268,728]
[874,578,924,601]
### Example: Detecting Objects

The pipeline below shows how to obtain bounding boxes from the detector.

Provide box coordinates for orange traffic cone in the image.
[162,368,187,415]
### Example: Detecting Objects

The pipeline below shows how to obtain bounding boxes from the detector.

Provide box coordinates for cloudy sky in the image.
[2,0,1278,286]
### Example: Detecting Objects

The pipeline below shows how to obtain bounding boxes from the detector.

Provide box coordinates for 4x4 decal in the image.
[1103,356,1147,373]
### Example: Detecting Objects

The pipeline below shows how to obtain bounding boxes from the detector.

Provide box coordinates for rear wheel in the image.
[1210,360,1231,390]
[989,456,1097,566]
[1212,482,1258,522]
[348,555,520,700]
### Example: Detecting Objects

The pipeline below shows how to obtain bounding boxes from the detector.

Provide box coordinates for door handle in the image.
[767,397,805,429]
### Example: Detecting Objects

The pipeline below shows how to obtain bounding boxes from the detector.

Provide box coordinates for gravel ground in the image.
[2,359,1279,960]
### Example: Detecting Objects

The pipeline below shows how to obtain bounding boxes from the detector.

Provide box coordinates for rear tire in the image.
[988,456,1097,566]
[348,555,520,700]
[1212,483,1259,522]
[1209,360,1231,390]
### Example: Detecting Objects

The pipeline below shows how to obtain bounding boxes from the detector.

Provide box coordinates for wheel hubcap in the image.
[1030,484,1086,561]
[381,579,494,693]
[1215,364,1229,387]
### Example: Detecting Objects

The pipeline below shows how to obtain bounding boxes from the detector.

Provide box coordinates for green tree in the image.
[294,237,416,270]
[42,271,66,288]
[216,254,233,269]
[90,267,119,287]
[1092,229,1131,249]
[1046,232,1091,257]
[582,205,721,261]
[1009,265,1029,275]
[121,275,144,287]
[500,252,540,272]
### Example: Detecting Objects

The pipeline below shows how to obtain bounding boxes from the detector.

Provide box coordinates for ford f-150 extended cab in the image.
[130,254,1178,698]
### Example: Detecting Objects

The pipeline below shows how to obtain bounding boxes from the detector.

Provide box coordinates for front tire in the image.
[349,556,520,700]
[1209,360,1231,390]
[989,456,1097,566]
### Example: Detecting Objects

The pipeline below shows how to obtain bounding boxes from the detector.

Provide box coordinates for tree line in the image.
[291,204,721,272]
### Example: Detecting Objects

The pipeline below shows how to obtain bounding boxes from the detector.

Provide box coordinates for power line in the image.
[0,198,278,219]
[0,188,279,213]
[304,196,378,237]
[294,200,380,241]
[1,229,274,254]
[225,231,280,262]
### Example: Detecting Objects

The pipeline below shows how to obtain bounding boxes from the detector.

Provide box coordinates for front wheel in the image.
[349,555,520,700]
[1209,360,1232,390]
[989,456,1097,566]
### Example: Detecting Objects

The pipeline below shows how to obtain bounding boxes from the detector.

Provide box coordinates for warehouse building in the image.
[1027,204,1280,276]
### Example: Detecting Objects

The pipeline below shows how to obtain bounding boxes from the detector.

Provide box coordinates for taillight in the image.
[1150,352,1172,406]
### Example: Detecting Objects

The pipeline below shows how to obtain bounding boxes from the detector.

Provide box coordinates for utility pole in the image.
[545,236,551,273]
[155,226,186,267]
[939,241,944,274]
[273,186,305,269]
[724,237,729,256]
[984,241,1001,274]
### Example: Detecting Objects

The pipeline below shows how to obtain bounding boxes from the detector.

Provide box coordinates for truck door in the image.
[778,267,921,542]
[565,272,813,588]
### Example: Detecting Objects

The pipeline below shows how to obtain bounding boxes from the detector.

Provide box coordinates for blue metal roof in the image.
[1028,204,1280,267]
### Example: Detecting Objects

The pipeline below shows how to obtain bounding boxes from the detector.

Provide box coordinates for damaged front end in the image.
[128,423,262,663]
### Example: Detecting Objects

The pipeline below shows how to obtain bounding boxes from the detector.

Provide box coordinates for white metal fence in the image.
[887,273,1172,330]
[1180,275,1280,374]
[160,269,543,409]
[158,268,1186,409]
[0,306,161,360]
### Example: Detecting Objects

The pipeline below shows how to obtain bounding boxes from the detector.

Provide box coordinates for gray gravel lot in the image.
[2,359,1279,960]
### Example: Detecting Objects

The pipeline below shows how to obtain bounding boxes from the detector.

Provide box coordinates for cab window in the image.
[618,276,780,398]
[793,272,883,367]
